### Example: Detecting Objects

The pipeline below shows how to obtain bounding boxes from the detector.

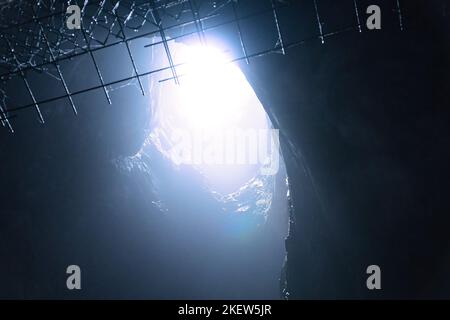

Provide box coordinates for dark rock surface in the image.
[240,0,450,299]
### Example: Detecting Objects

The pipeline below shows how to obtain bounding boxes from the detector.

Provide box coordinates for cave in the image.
[0,0,449,300]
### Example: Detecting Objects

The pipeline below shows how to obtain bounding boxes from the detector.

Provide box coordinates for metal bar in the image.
[271,0,285,55]
[2,35,44,123]
[116,13,145,96]
[232,0,249,64]
[396,0,404,31]
[353,0,362,33]
[103,12,120,45]
[188,0,206,45]
[81,26,112,104]
[33,7,78,115]
[313,0,324,44]
[149,0,179,85]
[0,102,13,132]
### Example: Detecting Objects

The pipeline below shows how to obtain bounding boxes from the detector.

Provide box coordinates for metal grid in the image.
[0,0,405,133]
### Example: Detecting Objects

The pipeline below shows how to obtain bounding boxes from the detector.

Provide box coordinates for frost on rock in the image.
[216,174,275,221]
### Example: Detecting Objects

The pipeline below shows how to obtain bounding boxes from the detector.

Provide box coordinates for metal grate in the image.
[0,0,405,133]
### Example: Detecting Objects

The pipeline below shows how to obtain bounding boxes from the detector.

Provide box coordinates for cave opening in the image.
[132,40,291,299]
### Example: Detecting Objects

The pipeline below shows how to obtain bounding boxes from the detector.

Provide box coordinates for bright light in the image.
[176,45,251,130]
[149,42,278,194]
